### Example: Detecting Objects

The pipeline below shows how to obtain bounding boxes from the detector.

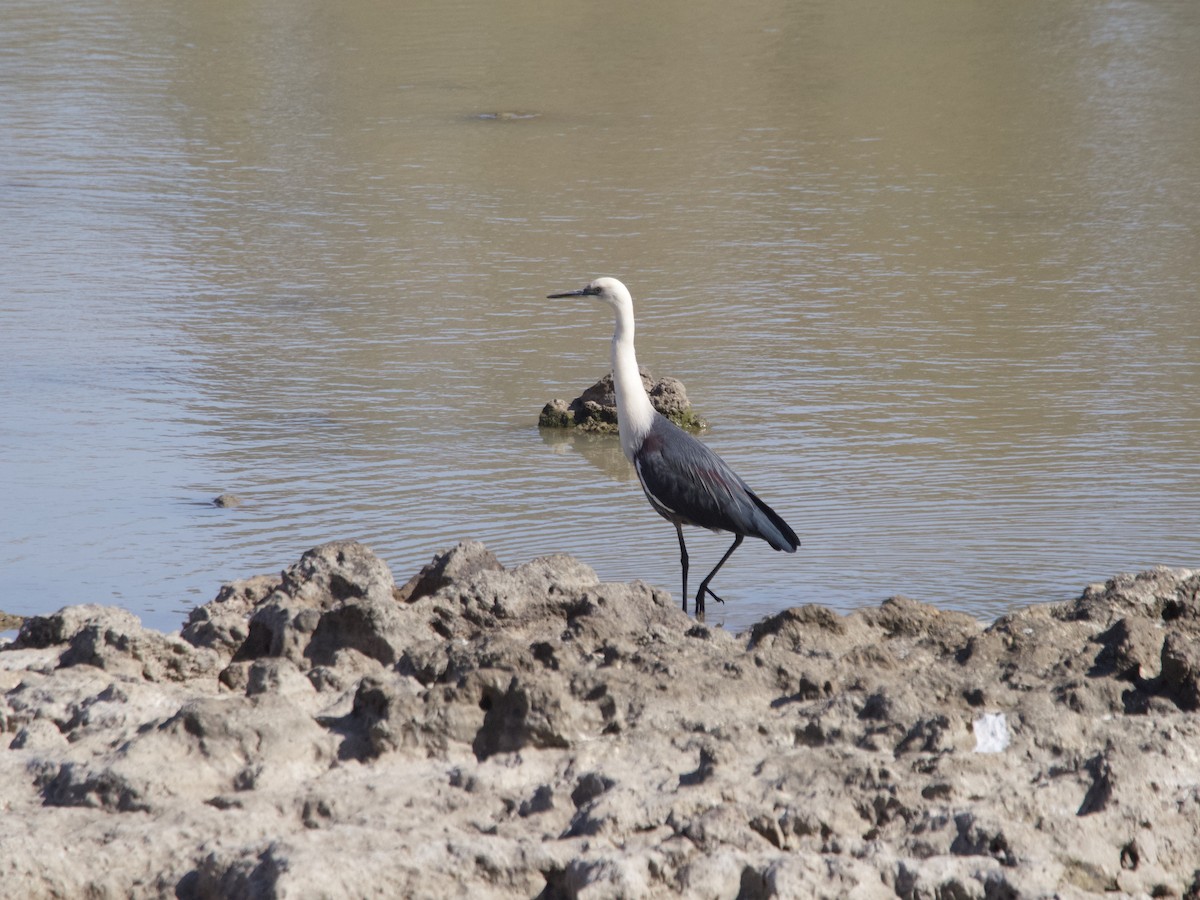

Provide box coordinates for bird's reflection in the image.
[538,426,637,484]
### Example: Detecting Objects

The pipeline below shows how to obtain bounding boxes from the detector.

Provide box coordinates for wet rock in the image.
[648,375,691,418]
[540,370,708,432]
[2,551,1200,896]
[537,397,574,428]
[473,111,540,121]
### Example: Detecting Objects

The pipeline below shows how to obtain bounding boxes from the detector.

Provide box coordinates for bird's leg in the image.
[674,523,689,614]
[694,534,744,618]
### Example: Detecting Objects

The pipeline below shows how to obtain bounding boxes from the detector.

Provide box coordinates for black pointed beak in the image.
[547,285,600,299]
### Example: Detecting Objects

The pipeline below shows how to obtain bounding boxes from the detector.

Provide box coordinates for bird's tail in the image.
[748,491,800,552]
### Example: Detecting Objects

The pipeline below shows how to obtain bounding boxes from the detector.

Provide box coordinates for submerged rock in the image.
[1,546,1199,897]
[473,111,541,121]
[540,370,708,432]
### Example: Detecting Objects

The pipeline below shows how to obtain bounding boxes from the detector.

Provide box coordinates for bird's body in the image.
[548,276,799,617]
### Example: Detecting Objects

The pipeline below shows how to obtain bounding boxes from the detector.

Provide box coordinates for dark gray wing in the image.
[633,415,799,551]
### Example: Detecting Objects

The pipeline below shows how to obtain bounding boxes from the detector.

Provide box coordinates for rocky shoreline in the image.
[2,542,1199,898]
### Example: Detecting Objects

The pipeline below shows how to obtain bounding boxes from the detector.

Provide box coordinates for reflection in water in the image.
[539,428,638,486]
[1,0,1198,632]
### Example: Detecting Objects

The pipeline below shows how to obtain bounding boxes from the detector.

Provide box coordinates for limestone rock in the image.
[15,605,221,683]
[2,548,1200,897]
[222,540,402,686]
[181,574,279,654]
[394,540,504,603]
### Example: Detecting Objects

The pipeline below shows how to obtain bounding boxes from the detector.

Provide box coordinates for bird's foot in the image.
[693,587,724,619]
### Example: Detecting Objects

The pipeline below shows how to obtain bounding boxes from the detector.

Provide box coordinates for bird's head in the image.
[547,277,633,315]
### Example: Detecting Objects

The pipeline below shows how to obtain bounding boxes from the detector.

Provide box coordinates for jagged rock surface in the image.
[2,544,1199,898]
[540,370,707,432]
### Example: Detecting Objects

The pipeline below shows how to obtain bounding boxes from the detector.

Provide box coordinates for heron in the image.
[548,276,799,618]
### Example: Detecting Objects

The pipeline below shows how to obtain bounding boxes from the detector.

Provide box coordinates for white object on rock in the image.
[973,712,1011,753]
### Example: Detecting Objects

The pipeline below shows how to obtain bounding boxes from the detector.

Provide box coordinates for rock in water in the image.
[540,370,708,432]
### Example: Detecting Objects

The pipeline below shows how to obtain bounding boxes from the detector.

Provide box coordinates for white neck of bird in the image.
[609,308,656,461]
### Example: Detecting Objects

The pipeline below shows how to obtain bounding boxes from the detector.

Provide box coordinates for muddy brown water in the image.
[2,0,1198,631]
